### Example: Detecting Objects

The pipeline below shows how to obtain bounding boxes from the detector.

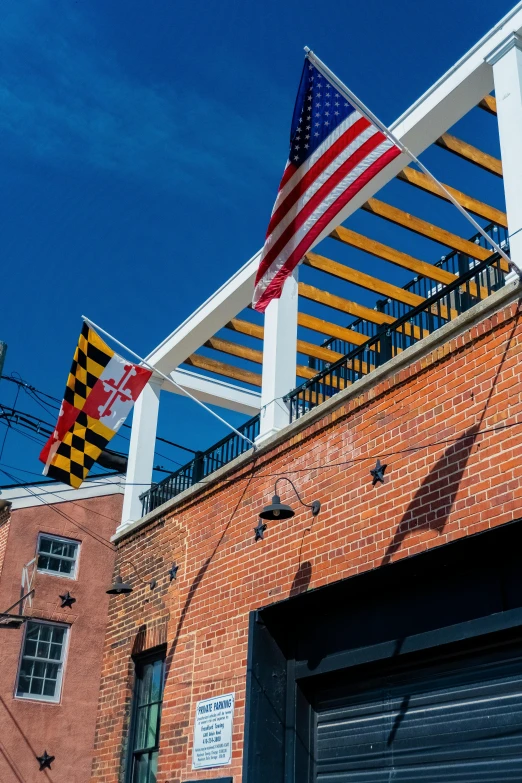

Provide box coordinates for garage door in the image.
[315,638,522,782]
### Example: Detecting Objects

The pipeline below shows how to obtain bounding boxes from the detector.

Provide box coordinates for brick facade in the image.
[92,296,522,783]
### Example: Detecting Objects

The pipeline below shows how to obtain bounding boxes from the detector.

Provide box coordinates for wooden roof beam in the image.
[434,133,502,177]
[224,318,348,363]
[299,282,429,340]
[361,198,493,260]
[204,336,319,382]
[478,95,497,115]
[296,313,369,346]
[397,167,507,227]
[330,226,455,285]
[185,354,261,387]
[304,252,424,307]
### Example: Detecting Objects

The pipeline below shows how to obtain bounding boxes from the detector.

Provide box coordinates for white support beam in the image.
[119,377,162,530]
[257,269,299,442]
[487,32,522,281]
[164,368,261,416]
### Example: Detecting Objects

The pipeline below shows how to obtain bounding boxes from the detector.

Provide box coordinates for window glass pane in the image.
[43,679,55,696]
[37,537,78,576]
[139,664,153,706]
[132,753,149,783]
[147,704,160,749]
[149,752,158,783]
[51,626,66,645]
[151,660,163,703]
[17,621,66,701]
[135,706,149,751]
[58,559,74,574]
[130,653,165,778]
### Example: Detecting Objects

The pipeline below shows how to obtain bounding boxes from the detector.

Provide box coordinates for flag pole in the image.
[304,47,520,278]
[81,316,257,449]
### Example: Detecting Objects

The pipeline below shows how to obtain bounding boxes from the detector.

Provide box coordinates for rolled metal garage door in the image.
[315,638,522,782]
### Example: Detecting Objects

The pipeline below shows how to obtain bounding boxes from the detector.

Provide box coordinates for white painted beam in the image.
[487,32,522,281]
[120,378,162,529]
[164,368,261,416]
[257,269,299,442]
[146,251,260,376]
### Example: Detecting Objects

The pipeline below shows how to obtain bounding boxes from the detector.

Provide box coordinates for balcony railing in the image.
[286,250,508,423]
[140,414,260,516]
[308,223,509,363]
[140,224,509,516]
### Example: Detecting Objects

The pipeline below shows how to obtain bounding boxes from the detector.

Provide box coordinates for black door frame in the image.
[242,517,522,783]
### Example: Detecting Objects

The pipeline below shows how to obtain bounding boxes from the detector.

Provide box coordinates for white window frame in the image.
[36,533,81,580]
[15,619,70,704]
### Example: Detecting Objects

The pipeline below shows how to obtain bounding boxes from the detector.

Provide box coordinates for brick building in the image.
[91,7,522,783]
[0,475,123,783]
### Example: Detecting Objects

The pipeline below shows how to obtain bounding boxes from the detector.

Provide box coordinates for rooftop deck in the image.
[120,5,522,533]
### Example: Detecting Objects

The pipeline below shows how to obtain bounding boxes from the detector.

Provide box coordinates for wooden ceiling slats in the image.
[397,167,507,227]
[478,95,497,115]
[304,251,425,307]
[185,354,262,387]
[435,133,502,177]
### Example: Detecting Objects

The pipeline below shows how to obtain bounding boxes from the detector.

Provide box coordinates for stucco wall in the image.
[0,491,122,783]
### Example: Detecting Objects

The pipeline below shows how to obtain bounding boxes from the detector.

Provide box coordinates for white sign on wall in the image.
[192,692,235,769]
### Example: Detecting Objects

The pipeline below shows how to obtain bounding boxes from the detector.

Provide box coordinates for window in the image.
[128,651,165,783]
[16,620,69,702]
[37,534,80,578]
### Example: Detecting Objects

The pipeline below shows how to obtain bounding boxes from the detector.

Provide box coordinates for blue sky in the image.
[0,0,513,487]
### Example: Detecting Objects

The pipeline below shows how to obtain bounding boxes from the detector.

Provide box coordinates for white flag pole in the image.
[304,47,519,277]
[81,316,257,449]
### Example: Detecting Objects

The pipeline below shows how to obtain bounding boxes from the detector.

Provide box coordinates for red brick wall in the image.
[92,299,522,783]
[0,505,11,581]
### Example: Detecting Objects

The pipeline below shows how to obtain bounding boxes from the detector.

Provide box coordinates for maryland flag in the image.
[40,322,152,488]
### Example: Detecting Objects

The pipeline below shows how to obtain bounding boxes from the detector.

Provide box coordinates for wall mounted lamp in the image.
[259,477,321,523]
[106,560,157,595]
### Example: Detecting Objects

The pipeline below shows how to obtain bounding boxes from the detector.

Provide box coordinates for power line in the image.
[0,466,116,552]
[1,374,197,456]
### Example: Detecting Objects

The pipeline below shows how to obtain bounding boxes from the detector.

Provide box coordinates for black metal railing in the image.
[140,225,510,515]
[308,223,509,366]
[287,251,508,423]
[140,414,260,515]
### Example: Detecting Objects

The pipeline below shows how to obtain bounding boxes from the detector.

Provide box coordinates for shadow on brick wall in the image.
[381,423,479,566]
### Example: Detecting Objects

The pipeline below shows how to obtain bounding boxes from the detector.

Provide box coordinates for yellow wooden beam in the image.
[435,133,502,177]
[224,318,346,363]
[299,282,395,324]
[478,95,497,115]
[297,313,369,346]
[397,167,507,228]
[205,336,318,381]
[304,251,425,307]
[362,198,493,260]
[185,354,261,387]
[331,224,456,285]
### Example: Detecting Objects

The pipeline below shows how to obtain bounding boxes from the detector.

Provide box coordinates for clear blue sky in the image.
[0,0,513,486]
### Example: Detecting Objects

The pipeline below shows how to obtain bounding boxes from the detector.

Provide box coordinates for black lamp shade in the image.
[259,494,295,521]
[106,575,133,595]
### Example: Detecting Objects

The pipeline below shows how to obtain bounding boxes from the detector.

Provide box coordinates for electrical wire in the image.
[0,466,116,552]
[2,417,520,496]
[1,374,193,466]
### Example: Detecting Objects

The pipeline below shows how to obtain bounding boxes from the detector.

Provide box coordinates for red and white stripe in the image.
[252,108,401,313]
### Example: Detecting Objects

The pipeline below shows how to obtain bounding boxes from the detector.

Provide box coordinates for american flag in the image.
[252,57,402,313]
